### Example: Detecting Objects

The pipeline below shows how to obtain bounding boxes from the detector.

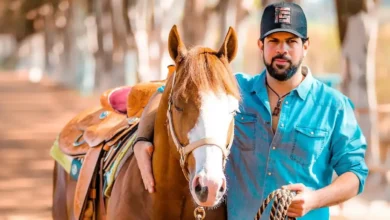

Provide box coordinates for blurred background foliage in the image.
[0,0,387,101]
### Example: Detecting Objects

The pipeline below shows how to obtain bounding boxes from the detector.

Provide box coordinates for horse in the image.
[52,25,240,220]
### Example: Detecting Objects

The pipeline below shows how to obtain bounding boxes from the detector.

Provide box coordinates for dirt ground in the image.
[0,72,389,220]
[0,72,98,220]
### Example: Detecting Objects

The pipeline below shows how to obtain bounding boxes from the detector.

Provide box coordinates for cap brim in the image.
[261,28,305,40]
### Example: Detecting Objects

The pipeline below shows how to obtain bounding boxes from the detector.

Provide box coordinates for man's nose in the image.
[276,42,289,54]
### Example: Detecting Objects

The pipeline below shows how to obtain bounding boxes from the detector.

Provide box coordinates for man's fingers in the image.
[288,203,301,210]
[287,206,302,217]
[139,153,155,193]
[290,193,304,203]
[287,211,300,218]
[282,183,305,191]
[134,142,155,193]
[146,145,154,156]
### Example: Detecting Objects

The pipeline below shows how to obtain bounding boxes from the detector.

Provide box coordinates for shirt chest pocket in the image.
[233,113,256,151]
[290,126,329,166]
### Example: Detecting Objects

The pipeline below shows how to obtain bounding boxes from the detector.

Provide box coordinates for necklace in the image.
[266,80,290,117]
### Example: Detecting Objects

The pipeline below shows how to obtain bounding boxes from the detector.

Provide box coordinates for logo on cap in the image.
[275,7,291,24]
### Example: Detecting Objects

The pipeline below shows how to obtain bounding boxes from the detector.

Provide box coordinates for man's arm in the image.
[314,171,359,207]
[133,91,163,193]
[136,91,163,140]
[283,172,359,217]
[285,97,368,217]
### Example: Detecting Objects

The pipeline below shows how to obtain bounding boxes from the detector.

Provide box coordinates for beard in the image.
[263,54,303,81]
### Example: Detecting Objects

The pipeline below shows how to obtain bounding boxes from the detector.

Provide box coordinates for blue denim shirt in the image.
[226,67,368,220]
[157,67,368,219]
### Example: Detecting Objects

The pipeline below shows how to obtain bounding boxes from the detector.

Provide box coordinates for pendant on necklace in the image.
[272,99,282,116]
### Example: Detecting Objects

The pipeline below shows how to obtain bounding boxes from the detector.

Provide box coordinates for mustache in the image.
[271,54,291,63]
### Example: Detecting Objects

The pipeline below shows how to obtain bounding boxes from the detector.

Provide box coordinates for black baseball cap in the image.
[260,2,307,40]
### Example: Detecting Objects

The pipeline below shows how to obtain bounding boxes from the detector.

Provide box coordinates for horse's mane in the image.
[172,46,240,102]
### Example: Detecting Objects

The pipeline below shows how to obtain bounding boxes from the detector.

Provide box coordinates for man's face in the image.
[258,32,309,81]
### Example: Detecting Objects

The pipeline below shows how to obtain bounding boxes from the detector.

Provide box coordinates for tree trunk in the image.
[182,0,208,46]
[335,0,380,166]
[123,0,139,85]
[109,0,128,87]
[93,0,107,90]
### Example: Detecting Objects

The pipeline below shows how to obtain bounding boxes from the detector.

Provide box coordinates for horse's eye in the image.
[174,104,184,112]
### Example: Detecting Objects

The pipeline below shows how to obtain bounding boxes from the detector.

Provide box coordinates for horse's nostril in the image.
[219,186,224,192]
[195,184,202,193]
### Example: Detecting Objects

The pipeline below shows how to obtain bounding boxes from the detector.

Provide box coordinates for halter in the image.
[166,71,235,181]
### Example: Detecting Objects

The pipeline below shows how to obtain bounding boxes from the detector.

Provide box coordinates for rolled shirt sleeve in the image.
[330,97,369,194]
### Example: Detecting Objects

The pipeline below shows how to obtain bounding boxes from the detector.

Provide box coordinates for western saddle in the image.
[54,66,175,220]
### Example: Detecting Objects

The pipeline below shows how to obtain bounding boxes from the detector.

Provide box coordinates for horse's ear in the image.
[168,25,187,62]
[218,27,238,63]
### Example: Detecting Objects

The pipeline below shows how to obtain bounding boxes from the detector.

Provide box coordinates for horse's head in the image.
[166,25,240,207]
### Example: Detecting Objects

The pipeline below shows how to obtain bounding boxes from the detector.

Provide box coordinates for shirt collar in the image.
[294,66,313,100]
[250,66,314,101]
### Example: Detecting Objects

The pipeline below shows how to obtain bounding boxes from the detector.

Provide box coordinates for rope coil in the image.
[254,189,296,220]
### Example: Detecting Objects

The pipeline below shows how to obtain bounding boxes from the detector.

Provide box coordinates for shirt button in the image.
[241,117,244,120]
[272,146,276,150]
[281,123,284,127]
[285,101,288,104]
[310,131,314,135]
[268,172,272,176]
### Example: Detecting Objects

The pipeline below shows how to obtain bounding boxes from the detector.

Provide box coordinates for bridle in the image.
[166,71,235,181]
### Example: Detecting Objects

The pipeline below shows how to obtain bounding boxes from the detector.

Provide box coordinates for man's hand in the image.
[282,183,319,218]
[134,141,155,193]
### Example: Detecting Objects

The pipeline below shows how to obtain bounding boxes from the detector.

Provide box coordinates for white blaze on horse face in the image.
[188,91,238,205]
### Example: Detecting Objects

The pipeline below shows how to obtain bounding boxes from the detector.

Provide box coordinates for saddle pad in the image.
[104,133,137,197]
[50,137,85,180]
[50,136,73,173]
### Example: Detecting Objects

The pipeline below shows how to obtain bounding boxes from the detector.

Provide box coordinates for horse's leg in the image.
[107,154,152,220]
[52,162,77,220]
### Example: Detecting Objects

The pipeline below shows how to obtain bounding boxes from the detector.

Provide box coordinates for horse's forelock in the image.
[172,47,240,103]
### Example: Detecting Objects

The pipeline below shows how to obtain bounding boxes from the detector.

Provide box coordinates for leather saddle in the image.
[55,65,175,220]
[58,65,174,156]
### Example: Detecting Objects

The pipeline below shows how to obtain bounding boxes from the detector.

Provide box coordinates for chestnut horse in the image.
[53,25,240,220]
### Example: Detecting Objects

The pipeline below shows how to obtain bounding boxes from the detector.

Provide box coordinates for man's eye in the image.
[288,40,297,43]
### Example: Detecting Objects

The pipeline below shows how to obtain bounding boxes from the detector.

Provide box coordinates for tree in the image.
[335,0,381,167]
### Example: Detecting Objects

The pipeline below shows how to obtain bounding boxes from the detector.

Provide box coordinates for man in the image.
[133,2,368,219]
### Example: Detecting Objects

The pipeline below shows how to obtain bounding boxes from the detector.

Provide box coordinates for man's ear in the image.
[257,39,264,54]
[303,38,310,57]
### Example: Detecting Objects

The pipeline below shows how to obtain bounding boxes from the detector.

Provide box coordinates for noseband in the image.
[166,72,235,181]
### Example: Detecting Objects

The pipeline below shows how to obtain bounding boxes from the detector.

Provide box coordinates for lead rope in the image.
[254,189,296,220]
